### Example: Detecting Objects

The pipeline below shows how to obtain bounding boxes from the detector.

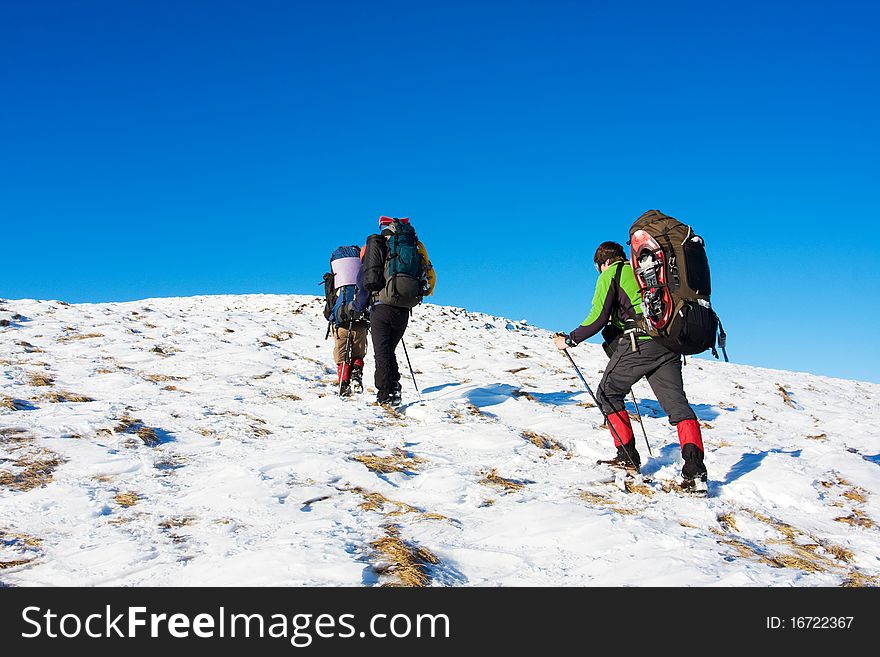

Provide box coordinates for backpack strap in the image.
[612,260,624,286]
[611,261,640,330]
[610,261,642,352]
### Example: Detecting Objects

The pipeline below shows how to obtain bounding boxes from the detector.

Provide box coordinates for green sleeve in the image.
[581,269,613,327]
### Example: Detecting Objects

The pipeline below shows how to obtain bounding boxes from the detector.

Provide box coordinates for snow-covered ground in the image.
[1,294,878,586]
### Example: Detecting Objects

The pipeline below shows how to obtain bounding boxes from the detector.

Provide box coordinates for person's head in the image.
[593,241,626,273]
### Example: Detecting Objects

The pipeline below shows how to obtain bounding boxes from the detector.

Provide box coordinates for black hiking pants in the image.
[597,338,696,425]
[370,304,409,402]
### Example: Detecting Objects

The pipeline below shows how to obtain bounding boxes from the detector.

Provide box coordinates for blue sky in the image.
[2,1,877,382]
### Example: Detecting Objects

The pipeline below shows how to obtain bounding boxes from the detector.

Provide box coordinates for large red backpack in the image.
[629,210,727,360]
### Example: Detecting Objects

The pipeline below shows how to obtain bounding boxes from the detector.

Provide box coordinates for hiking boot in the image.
[388,381,402,404]
[681,443,707,486]
[377,387,402,407]
[351,361,364,393]
[598,443,641,471]
[339,380,353,397]
[680,471,708,495]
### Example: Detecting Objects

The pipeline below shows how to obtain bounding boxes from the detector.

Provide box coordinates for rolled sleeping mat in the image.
[331,256,361,289]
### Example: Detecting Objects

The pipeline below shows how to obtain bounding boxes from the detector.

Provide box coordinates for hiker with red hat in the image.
[353,216,435,406]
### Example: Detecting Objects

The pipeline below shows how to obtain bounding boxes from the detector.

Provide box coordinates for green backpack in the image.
[376,219,425,309]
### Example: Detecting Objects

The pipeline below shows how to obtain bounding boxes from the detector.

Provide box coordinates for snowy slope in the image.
[1,294,878,586]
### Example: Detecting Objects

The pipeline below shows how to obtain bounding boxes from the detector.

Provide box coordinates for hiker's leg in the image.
[386,306,409,388]
[370,305,395,401]
[597,341,652,452]
[645,345,705,477]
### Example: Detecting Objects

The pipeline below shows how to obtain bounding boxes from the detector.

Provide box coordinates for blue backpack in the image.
[323,245,362,327]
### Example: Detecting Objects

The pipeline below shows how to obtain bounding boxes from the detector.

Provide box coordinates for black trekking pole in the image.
[400,338,422,402]
[339,316,354,397]
[561,347,640,473]
[629,390,652,456]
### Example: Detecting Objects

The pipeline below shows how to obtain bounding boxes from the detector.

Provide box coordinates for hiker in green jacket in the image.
[553,241,708,493]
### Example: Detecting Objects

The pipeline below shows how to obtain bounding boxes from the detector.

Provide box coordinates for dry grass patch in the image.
[465,403,484,417]
[274,393,302,401]
[712,529,764,560]
[353,448,425,474]
[144,374,188,382]
[506,367,528,374]
[114,491,140,507]
[28,373,54,387]
[1,530,42,549]
[17,341,45,353]
[765,553,826,573]
[624,480,655,497]
[159,516,196,529]
[512,389,537,402]
[806,433,828,441]
[371,525,439,587]
[820,475,873,526]
[826,544,856,563]
[514,351,530,359]
[578,490,638,515]
[777,384,796,408]
[154,454,187,471]
[0,452,64,491]
[57,332,103,343]
[480,469,525,492]
[113,416,161,447]
[349,487,420,516]
[421,512,454,522]
[136,426,160,445]
[841,572,880,587]
[0,396,30,411]
[713,508,861,577]
[150,345,180,356]
[834,512,874,529]
[348,487,451,524]
[0,428,32,446]
[522,430,567,456]
[717,512,739,532]
[42,391,95,403]
[843,488,868,504]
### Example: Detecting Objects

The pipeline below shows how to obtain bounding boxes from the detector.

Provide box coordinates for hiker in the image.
[553,240,708,492]
[353,216,435,406]
[323,245,370,396]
